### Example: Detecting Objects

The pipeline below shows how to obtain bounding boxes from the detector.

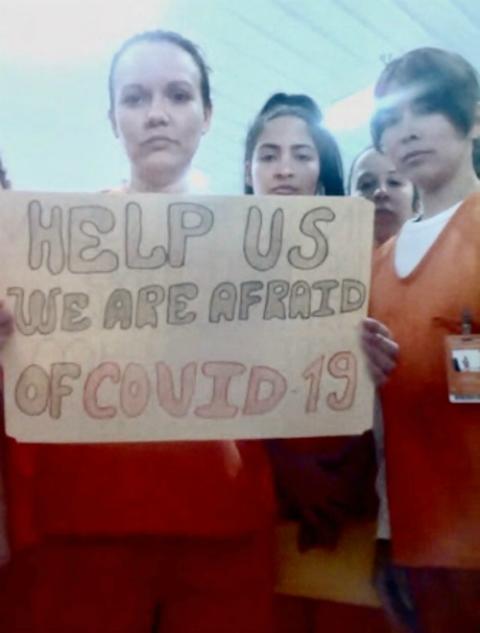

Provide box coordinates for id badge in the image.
[445,334,480,403]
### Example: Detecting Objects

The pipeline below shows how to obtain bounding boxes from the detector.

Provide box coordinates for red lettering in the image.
[326,351,357,410]
[120,362,150,418]
[83,362,120,419]
[156,361,197,417]
[195,361,246,418]
[243,365,287,415]
[302,355,325,413]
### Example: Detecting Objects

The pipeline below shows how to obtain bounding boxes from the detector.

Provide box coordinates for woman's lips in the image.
[270,185,299,194]
[142,135,178,149]
[375,206,395,214]
[402,150,432,165]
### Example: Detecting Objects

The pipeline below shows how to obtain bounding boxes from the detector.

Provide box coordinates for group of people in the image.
[0,28,479,633]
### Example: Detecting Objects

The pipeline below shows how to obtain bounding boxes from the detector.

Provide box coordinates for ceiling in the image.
[1,0,480,192]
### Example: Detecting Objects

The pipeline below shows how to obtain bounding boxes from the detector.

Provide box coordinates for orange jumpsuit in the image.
[2,437,275,632]
[369,194,480,631]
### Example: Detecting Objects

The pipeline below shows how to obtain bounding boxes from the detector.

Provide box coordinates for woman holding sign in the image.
[362,47,480,632]
[2,31,275,633]
[243,95,391,633]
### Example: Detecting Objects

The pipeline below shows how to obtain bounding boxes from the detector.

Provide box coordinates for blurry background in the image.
[1,0,479,193]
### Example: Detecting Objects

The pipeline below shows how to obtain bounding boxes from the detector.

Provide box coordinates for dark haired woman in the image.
[243,93,356,547]
[243,95,389,633]
[363,47,480,632]
[244,92,344,196]
[1,31,275,633]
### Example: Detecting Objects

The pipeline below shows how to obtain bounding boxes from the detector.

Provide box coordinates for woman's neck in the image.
[419,160,480,219]
[128,169,190,194]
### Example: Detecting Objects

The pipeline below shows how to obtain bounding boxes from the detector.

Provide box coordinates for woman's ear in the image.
[472,102,480,138]
[202,105,213,135]
[109,109,119,138]
[245,161,253,188]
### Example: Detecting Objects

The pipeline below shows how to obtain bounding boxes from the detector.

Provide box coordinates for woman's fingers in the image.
[361,318,399,386]
[0,306,14,348]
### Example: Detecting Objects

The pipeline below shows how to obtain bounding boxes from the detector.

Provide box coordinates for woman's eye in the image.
[258,153,276,162]
[169,90,192,103]
[387,178,402,187]
[358,179,376,192]
[295,153,313,162]
[121,93,144,107]
[377,107,401,130]
[412,97,435,115]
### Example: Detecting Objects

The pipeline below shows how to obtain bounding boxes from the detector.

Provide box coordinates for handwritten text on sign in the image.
[0,193,373,442]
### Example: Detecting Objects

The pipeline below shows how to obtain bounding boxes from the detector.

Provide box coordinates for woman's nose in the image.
[398,108,420,143]
[373,182,389,200]
[146,96,170,126]
[275,158,294,178]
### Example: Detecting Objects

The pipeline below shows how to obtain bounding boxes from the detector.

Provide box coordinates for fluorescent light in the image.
[324,85,375,132]
[0,0,166,65]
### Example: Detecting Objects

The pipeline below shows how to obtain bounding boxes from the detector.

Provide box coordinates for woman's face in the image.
[351,148,414,245]
[110,40,211,190]
[247,115,320,195]
[377,90,478,194]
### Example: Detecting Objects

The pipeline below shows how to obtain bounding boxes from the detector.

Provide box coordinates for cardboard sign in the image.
[0,192,374,443]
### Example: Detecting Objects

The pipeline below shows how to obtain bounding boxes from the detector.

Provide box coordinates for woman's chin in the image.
[375,214,401,245]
